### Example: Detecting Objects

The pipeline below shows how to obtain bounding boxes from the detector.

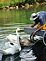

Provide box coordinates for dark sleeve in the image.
[39,16,44,25]
[39,19,44,25]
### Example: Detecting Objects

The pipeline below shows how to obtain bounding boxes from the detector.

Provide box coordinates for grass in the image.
[0,0,46,8]
[0,0,26,7]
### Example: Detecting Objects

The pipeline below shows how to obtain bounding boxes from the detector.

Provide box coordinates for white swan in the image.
[20,37,31,46]
[6,28,20,43]
[2,28,21,55]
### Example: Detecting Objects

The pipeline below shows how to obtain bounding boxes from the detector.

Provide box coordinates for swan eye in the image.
[10,43,14,45]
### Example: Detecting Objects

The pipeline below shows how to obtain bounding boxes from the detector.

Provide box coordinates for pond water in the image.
[0,5,46,61]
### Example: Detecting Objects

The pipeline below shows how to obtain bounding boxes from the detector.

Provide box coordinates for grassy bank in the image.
[0,0,25,8]
[0,0,46,8]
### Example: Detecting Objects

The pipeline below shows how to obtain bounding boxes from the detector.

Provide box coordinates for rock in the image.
[36,2,40,5]
[29,5,33,8]
[9,7,14,10]
[16,6,19,10]
[25,3,29,9]
[6,6,9,9]
[21,5,25,9]
[3,7,6,10]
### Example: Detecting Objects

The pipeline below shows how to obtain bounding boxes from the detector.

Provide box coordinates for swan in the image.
[6,28,20,43]
[20,37,31,46]
[2,28,21,55]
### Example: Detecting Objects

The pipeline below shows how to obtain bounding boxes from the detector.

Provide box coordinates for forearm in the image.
[32,26,43,36]
[35,26,43,33]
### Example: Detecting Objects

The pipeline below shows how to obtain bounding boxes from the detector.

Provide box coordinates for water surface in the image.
[0,5,46,61]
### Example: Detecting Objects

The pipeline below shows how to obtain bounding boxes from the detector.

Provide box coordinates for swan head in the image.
[16,28,21,36]
[16,28,21,32]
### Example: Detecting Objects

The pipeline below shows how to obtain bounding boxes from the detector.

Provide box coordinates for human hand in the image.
[31,31,36,40]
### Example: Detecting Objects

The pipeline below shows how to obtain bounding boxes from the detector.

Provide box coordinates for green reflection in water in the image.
[0,9,31,27]
[0,5,46,27]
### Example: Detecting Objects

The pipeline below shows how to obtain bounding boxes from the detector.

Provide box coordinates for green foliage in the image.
[0,2,3,7]
[0,2,10,7]
[0,0,46,7]
[25,0,45,3]
[36,0,45,3]
[10,0,26,6]
[10,0,25,4]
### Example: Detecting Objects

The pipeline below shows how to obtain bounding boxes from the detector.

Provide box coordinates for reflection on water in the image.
[2,53,20,61]
[0,5,46,61]
[0,23,31,61]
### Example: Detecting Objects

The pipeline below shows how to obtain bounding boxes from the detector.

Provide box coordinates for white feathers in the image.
[2,28,21,55]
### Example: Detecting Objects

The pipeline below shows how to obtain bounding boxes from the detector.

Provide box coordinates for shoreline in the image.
[0,2,46,10]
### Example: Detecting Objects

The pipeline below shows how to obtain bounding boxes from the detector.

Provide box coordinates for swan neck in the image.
[16,30,19,35]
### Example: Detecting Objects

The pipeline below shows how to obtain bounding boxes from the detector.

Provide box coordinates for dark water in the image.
[0,5,46,61]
